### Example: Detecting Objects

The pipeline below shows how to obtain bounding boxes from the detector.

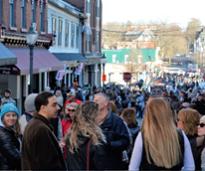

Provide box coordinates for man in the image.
[94,92,130,170]
[19,93,38,134]
[1,89,16,105]
[21,92,66,170]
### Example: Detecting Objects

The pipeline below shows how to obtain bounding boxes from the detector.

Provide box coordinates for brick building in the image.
[65,0,105,87]
[0,0,63,111]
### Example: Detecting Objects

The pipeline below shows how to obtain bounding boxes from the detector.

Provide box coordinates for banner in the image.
[75,63,84,75]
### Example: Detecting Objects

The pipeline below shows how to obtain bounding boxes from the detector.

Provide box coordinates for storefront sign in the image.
[0,65,20,75]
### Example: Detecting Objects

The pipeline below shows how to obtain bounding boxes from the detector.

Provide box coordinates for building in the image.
[65,0,106,87]
[0,0,63,111]
[194,27,205,68]
[47,0,86,88]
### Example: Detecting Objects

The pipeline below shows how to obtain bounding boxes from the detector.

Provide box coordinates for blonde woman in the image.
[65,101,107,170]
[129,97,195,170]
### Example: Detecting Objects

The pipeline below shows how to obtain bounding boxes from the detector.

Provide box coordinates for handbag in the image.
[86,139,92,171]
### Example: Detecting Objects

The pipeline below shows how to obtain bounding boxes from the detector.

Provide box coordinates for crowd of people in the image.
[0,73,205,170]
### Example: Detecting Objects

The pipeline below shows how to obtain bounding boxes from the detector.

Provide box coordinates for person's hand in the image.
[59,140,65,149]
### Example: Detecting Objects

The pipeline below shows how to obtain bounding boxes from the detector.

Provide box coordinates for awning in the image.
[85,53,106,65]
[10,48,63,75]
[0,43,17,66]
[53,53,87,62]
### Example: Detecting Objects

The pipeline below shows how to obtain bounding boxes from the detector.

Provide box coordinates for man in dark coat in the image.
[94,93,130,170]
[21,92,66,170]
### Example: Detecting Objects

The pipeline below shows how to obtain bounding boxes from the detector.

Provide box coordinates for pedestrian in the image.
[0,103,21,170]
[19,93,38,134]
[1,89,16,106]
[197,115,205,170]
[21,91,66,170]
[94,92,130,170]
[177,108,201,169]
[62,101,79,137]
[65,101,107,170]
[129,97,195,170]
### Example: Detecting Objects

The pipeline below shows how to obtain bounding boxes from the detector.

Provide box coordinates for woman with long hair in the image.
[65,101,107,170]
[129,97,195,170]
[177,108,201,169]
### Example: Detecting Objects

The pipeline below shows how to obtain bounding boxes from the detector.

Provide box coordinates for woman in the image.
[177,108,201,169]
[129,97,195,171]
[197,115,205,170]
[0,103,21,170]
[65,101,107,170]
[121,107,139,143]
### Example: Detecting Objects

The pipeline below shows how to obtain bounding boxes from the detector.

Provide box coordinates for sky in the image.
[102,0,205,28]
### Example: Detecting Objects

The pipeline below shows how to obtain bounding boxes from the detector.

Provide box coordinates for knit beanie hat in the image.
[0,103,19,119]
[24,93,38,113]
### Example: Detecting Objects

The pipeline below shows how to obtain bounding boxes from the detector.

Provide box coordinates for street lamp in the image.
[26,23,38,93]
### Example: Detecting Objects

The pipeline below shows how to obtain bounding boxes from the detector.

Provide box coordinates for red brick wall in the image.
[2,0,47,34]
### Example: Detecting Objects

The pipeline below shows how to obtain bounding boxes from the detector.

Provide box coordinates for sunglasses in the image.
[67,109,75,112]
[198,123,205,128]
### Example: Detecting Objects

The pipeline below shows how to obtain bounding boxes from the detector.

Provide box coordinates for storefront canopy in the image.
[10,48,63,75]
[53,53,87,62]
[0,42,17,66]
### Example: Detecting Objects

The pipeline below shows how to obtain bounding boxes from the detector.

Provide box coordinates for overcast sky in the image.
[102,0,205,28]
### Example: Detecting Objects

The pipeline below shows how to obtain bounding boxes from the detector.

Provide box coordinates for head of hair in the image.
[35,92,54,112]
[121,107,136,125]
[178,108,201,136]
[200,115,205,124]
[66,101,105,153]
[142,97,182,168]
[24,93,38,113]
[95,92,109,102]
[4,89,11,94]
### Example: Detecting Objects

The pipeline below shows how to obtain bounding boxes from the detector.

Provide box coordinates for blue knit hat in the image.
[0,103,19,120]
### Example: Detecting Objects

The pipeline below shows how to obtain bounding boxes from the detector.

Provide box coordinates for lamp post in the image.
[26,23,38,93]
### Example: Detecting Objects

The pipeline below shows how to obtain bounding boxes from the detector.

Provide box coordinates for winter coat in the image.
[66,136,107,170]
[21,114,66,170]
[100,112,130,170]
[0,126,21,170]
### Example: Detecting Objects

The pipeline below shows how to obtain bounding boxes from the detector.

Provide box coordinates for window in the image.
[71,23,75,48]
[40,0,45,32]
[58,18,63,46]
[96,0,100,17]
[51,16,57,45]
[31,0,36,23]
[86,0,90,13]
[96,31,100,52]
[9,0,16,27]
[65,20,70,47]
[0,0,2,24]
[75,24,79,48]
[21,0,26,29]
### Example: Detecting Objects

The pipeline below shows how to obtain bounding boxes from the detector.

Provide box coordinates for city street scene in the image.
[0,0,205,170]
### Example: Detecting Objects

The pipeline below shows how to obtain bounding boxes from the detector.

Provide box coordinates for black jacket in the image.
[100,112,130,170]
[0,126,21,170]
[66,136,107,170]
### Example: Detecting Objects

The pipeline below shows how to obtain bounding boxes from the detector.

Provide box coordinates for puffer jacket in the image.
[65,136,107,170]
[0,126,21,170]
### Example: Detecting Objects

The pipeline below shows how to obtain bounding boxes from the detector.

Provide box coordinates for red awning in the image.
[10,48,63,75]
